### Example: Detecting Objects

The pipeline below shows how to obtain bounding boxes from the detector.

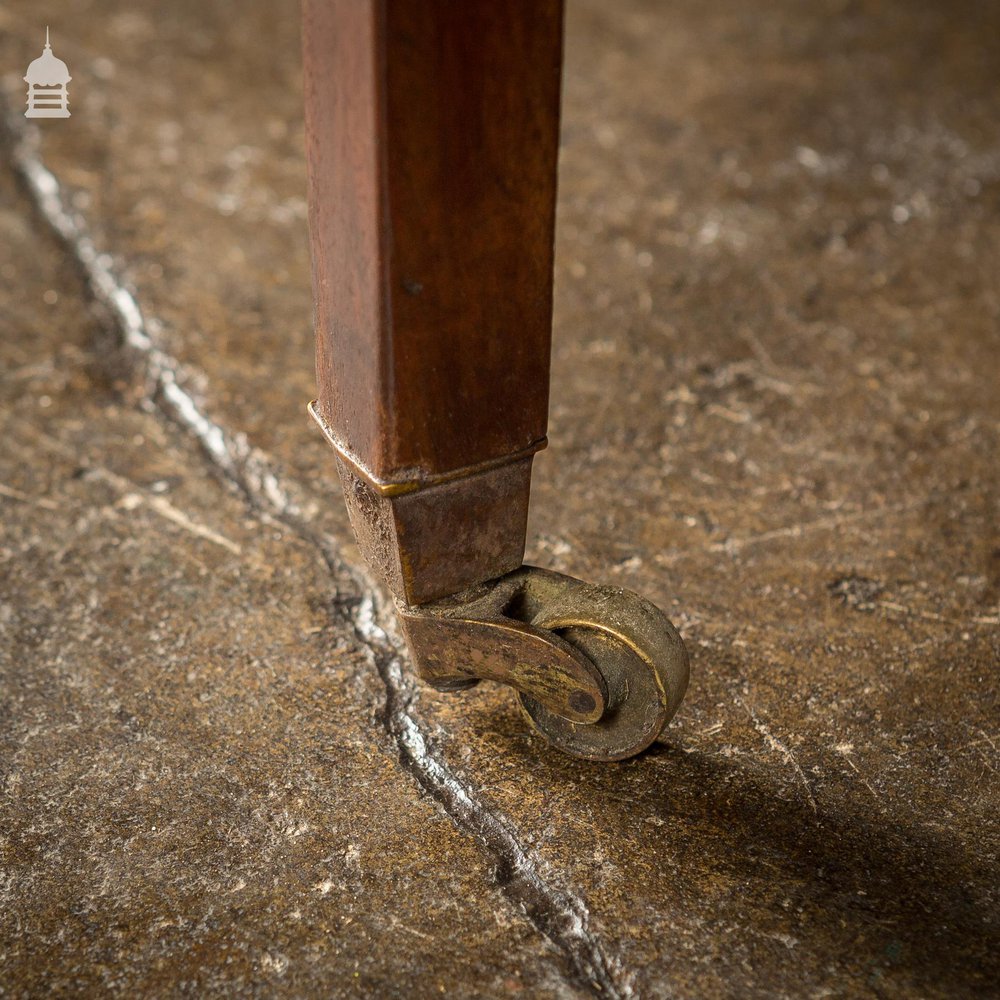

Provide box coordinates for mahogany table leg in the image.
[302,0,689,760]
[302,0,561,605]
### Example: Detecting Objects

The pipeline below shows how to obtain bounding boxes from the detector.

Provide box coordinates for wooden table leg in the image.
[302,0,689,760]
[303,0,562,605]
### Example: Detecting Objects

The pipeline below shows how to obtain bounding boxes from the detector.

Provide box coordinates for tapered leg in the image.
[302,0,564,605]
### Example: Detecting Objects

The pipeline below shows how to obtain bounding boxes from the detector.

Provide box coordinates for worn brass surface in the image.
[310,402,547,604]
[399,566,689,755]
[520,583,690,761]
[334,457,533,605]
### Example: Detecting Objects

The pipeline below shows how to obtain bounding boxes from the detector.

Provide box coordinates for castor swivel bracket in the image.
[397,566,689,762]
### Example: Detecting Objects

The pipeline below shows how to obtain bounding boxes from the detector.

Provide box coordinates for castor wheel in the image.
[520,582,689,761]
[397,567,690,762]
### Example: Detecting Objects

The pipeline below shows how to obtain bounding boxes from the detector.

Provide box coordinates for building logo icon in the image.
[24,28,71,118]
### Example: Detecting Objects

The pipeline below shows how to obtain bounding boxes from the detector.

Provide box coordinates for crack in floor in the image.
[2,109,635,1000]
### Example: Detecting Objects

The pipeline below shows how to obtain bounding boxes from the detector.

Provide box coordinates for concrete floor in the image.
[1,1,998,997]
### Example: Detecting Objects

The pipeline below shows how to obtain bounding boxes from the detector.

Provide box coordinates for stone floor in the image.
[1,1,998,997]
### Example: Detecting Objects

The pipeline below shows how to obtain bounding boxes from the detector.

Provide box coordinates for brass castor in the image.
[398,567,689,762]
